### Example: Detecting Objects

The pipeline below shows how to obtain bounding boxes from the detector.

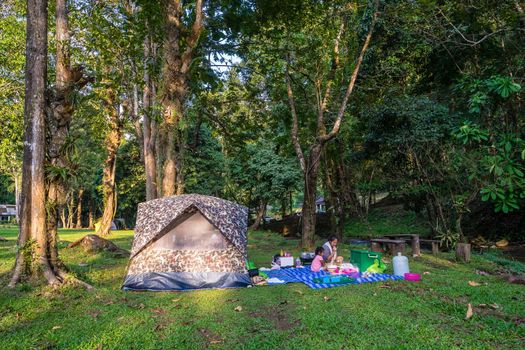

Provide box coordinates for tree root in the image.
[57,270,94,290]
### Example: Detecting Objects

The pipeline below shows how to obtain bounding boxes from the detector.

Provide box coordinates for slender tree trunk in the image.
[66,195,74,229]
[9,0,60,287]
[97,98,122,236]
[88,197,94,229]
[60,207,66,229]
[143,35,158,200]
[75,188,83,228]
[250,199,267,231]
[14,173,20,223]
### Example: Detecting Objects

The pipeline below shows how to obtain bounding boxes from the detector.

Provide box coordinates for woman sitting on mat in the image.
[311,246,326,272]
[322,235,338,264]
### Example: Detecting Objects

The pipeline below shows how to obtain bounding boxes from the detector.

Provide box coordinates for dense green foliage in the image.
[1,1,524,239]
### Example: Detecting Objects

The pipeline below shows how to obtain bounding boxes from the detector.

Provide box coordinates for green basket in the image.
[350,250,382,272]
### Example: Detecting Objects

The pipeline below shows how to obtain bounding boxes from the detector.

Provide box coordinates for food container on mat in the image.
[404,273,421,281]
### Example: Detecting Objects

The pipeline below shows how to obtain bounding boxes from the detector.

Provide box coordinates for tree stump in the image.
[68,234,129,257]
[431,242,439,255]
[455,243,471,263]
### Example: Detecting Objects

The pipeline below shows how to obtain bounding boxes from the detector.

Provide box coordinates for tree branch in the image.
[181,0,204,75]
[319,0,380,144]
[318,21,345,137]
[285,55,306,172]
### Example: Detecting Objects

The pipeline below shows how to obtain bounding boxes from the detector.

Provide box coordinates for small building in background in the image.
[315,197,326,213]
[0,204,17,222]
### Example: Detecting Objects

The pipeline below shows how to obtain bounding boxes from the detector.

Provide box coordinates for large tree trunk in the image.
[159,0,203,196]
[97,99,122,236]
[284,1,379,249]
[301,147,322,249]
[45,0,89,272]
[9,0,60,287]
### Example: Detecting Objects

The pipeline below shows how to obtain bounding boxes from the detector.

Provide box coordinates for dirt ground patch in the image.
[249,302,300,331]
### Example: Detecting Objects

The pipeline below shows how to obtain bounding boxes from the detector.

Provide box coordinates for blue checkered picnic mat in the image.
[265,268,404,289]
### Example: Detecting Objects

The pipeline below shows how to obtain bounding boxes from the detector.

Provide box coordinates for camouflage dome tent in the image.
[123,194,250,291]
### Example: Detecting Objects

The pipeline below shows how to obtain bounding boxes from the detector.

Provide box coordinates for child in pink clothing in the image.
[311,247,325,272]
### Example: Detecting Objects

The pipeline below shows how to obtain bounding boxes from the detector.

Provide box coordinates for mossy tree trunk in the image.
[159,0,203,196]
[9,0,59,287]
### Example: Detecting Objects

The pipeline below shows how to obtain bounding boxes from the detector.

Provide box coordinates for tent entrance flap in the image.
[154,211,228,251]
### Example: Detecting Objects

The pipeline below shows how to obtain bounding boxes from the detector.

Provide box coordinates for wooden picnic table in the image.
[370,238,406,256]
[383,234,420,257]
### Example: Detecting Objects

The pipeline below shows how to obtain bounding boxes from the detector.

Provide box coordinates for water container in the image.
[393,252,409,276]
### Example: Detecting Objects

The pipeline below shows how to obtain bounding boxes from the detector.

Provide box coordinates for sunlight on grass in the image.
[1,226,524,349]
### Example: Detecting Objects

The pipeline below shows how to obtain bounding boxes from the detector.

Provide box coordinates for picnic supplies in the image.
[393,252,410,276]
[326,264,337,273]
[350,250,382,272]
[365,259,387,274]
[404,272,421,281]
[278,256,294,267]
[313,275,355,284]
[300,252,315,265]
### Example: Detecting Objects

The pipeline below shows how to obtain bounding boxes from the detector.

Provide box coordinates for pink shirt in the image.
[311,255,324,272]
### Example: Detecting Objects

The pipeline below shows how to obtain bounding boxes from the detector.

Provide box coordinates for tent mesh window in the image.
[153,211,228,251]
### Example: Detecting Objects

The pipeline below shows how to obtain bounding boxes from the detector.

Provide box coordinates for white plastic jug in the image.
[393,252,409,276]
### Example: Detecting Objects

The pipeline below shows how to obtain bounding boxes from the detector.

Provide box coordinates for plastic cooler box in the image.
[350,250,382,272]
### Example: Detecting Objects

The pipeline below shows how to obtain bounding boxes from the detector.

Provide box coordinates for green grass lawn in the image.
[0,226,524,349]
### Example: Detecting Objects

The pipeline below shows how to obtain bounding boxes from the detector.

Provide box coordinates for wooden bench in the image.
[420,239,440,255]
[383,234,420,257]
[370,238,405,255]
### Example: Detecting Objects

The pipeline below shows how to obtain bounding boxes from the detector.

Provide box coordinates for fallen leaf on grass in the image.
[423,271,431,275]
[52,326,61,330]
[475,270,490,276]
[490,303,499,310]
[234,306,243,312]
[172,298,181,303]
[294,290,303,295]
[323,296,331,302]
[226,298,240,303]
[468,281,481,287]
[465,303,473,320]
[87,310,101,319]
[210,340,222,345]
[151,308,166,315]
